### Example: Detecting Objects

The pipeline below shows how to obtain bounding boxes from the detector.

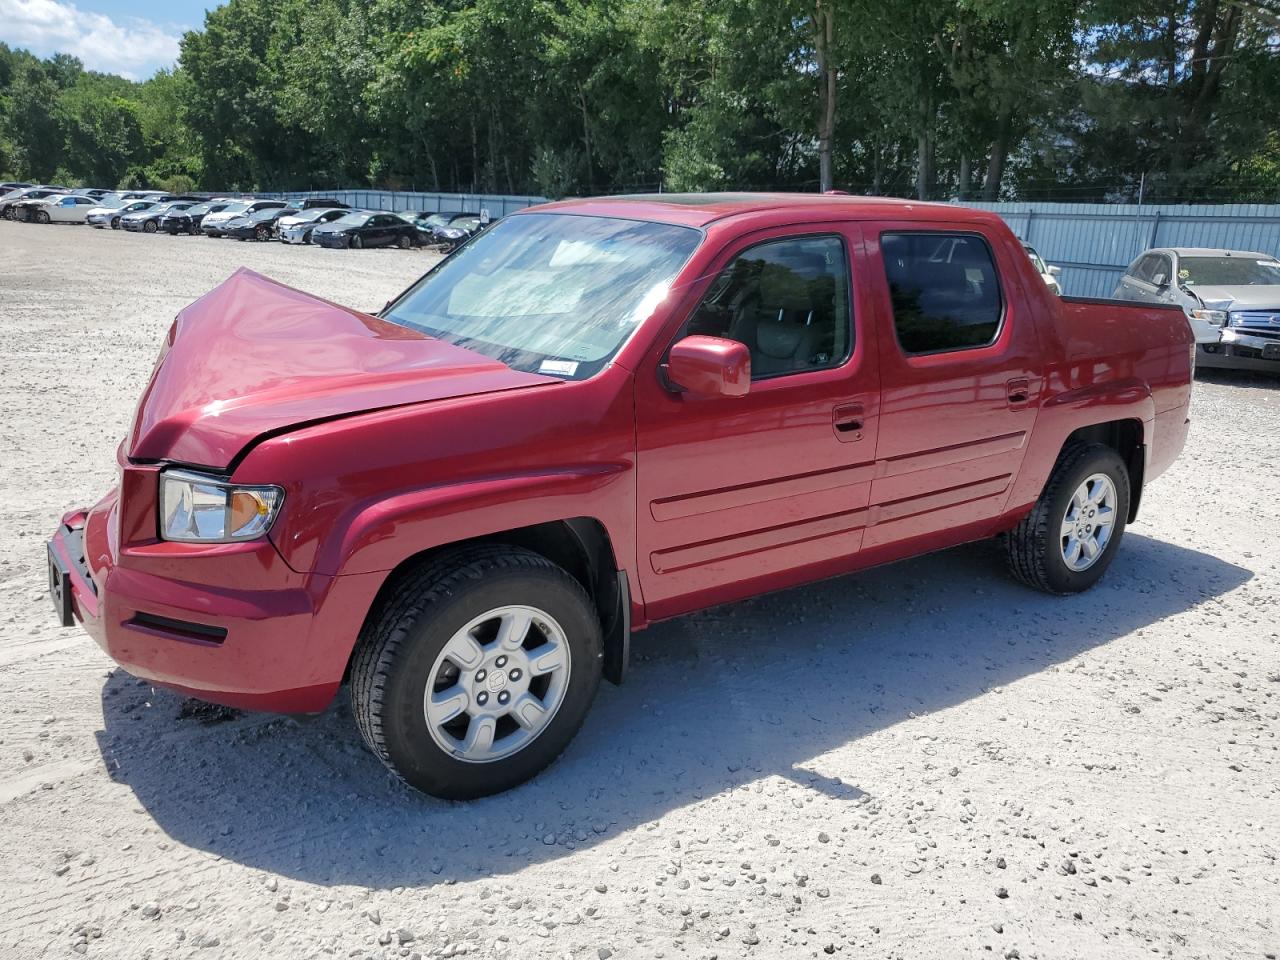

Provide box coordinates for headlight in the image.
[159,469,284,543]
[1189,309,1228,326]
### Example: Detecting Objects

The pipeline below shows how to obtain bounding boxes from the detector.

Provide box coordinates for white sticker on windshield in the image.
[539,359,579,376]
[1258,260,1279,267]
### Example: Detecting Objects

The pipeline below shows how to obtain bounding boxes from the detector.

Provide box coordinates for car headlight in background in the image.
[1189,309,1228,326]
[159,469,283,543]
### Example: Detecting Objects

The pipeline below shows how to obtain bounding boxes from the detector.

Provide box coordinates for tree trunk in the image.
[958,155,971,200]
[470,116,479,193]
[813,2,837,193]
[916,90,934,201]
[578,84,594,195]
[982,111,1011,200]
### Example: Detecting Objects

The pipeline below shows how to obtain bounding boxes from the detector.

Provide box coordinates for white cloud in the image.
[0,0,186,80]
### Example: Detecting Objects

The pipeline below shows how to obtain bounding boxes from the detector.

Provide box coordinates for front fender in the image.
[311,464,633,576]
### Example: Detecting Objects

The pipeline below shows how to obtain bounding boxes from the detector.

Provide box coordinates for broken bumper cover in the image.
[47,490,383,714]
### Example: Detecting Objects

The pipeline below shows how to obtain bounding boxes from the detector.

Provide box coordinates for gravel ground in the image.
[0,220,1277,960]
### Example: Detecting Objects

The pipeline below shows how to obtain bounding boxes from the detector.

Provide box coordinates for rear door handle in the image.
[832,402,865,441]
[1006,377,1031,406]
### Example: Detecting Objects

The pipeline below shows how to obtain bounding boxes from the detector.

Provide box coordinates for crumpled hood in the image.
[127,268,557,468]
[1185,284,1280,311]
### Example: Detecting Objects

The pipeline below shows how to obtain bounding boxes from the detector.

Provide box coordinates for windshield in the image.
[1179,256,1280,286]
[383,213,702,380]
[219,202,249,215]
[250,206,291,221]
[293,208,331,222]
[333,212,370,227]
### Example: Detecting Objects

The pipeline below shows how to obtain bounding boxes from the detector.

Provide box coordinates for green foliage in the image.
[2,1,1279,201]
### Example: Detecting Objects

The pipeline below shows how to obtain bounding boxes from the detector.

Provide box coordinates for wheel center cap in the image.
[485,671,507,693]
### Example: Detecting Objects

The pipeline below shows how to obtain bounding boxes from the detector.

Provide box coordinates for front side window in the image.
[384,212,702,380]
[683,235,851,378]
[881,232,1003,355]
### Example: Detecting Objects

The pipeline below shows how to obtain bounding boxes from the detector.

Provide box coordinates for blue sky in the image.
[0,0,223,79]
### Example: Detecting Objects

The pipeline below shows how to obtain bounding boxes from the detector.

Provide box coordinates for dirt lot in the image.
[0,220,1277,960]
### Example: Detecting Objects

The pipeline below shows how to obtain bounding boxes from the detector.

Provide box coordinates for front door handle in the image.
[1006,377,1031,406]
[832,402,865,441]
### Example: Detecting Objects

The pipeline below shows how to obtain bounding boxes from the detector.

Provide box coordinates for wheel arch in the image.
[1058,418,1145,521]
[347,517,630,687]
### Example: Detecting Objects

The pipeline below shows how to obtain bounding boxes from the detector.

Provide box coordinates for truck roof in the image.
[529,192,985,228]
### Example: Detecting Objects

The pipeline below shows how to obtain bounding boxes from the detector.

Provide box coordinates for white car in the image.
[1023,242,1062,295]
[277,207,351,244]
[24,194,101,224]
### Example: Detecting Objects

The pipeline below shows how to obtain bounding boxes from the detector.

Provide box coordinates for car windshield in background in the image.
[249,207,291,221]
[334,212,371,226]
[184,203,215,215]
[1179,256,1280,286]
[219,202,249,215]
[383,213,702,380]
[294,208,332,222]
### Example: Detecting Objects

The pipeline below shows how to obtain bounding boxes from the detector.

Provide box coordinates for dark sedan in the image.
[222,205,299,241]
[312,211,420,249]
[160,201,230,235]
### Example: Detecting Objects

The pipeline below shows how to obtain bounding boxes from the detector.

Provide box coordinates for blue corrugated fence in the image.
[263,189,549,218]
[966,202,1280,298]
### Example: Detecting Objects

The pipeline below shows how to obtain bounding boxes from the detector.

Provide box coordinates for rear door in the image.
[861,223,1043,551]
[634,223,881,619]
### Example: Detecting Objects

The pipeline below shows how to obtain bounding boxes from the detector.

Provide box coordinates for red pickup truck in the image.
[48,194,1193,798]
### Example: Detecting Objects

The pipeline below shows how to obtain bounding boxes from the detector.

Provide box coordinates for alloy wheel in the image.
[1060,473,1117,572]
[423,605,572,763]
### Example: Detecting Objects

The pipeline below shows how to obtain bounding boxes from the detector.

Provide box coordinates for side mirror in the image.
[1047,265,1062,277]
[665,336,751,398]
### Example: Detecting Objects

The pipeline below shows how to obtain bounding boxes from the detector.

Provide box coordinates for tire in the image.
[352,234,363,249]
[189,223,200,235]
[350,545,603,799]
[1003,442,1130,594]
[35,210,50,224]
[143,219,157,233]
[255,225,269,242]
[110,216,121,230]
[0,208,11,221]
[397,234,411,249]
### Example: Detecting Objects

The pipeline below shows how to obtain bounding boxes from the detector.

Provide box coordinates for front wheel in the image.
[397,234,411,249]
[35,210,50,224]
[143,219,157,233]
[351,234,363,249]
[350,546,602,799]
[1003,442,1130,594]
[255,225,270,241]
[110,216,121,229]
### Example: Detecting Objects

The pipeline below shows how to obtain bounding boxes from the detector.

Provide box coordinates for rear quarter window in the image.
[881,232,1004,355]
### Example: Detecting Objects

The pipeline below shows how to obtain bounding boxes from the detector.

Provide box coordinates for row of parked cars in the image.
[0,182,491,251]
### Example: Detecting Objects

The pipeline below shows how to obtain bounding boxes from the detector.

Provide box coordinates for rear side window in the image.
[684,234,851,378]
[881,232,1003,355]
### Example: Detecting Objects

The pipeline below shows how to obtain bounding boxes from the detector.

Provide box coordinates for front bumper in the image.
[279,229,309,244]
[48,480,384,714]
[1197,330,1280,372]
[121,220,148,232]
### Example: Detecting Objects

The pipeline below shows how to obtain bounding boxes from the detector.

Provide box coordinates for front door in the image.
[634,224,881,620]
[861,224,1043,551]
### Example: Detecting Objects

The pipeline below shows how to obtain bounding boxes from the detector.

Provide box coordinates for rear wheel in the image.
[350,545,602,799]
[1003,442,1130,594]
[143,219,157,233]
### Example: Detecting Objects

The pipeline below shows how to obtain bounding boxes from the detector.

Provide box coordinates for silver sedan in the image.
[1113,247,1280,373]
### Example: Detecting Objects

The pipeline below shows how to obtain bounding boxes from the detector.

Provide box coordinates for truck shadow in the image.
[95,532,1250,888]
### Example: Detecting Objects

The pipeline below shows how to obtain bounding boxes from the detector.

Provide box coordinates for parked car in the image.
[87,199,156,229]
[121,201,194,233]
[299,197,348,210]
[160,201,230,235]
[1023,242,1062,295]
[398,209,466,240]
[72,188,112,200]
[47,194,1194,800]
[312,210,419,249]
[431,214,488,251]
[223,205,300,241]
[1113,247,1280,370]
[23,193,100,224]
[0,187,62,220]
[277,207,351,244]
[201,200,287,237]
[1,181,33,195]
